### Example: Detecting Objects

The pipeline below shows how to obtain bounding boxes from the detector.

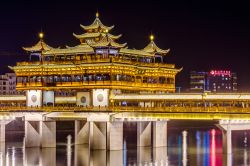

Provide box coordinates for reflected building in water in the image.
[1,129,250,166]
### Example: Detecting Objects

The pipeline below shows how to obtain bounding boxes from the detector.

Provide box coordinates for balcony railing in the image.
[16,81,175,91]
[16,58,175,69]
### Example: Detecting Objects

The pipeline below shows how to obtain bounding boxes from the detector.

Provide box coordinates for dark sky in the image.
[0,0,250,91]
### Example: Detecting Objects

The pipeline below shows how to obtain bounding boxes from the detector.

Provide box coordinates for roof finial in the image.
[150,34,154,41]
[39,32,44,39]
[96,11,99,18]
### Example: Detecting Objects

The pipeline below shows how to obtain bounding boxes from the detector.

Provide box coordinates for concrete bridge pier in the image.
[0,120,13,143]
[75,120,89,145]
[107,121,123,150]
[40,121,56,147]
[0,142,5,166]
[137,121,152,147]
[0,117,14,164]
[24,121,41,147]
[217,121,233,154]
[24,120,56,148]
[89,121,107,150]
[218,120,250,154]
[222,124,232,154]
[153,121,168,147]
[88,121,123,150]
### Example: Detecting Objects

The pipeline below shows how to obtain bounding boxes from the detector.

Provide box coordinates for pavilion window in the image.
[131,57,137,62]
[44,56,53,62]
[145,58,151,63]
[170,78,175,84]
[135,76,142,83]
[17,77,23,83]
[30,76,36,82]
[75,55,81,61]
[75,75,81,82]
[95,74,103,81]
[83,75,88,81]
[110,75,116,81]
[88,75,94,81]
[68,75,72,82]
[54,76,59,82]
[109,49,118,55]
[166,78,171,84]
[37,76,41,82]
[47,76,54,83]
[23,77,28,83]
[61,75,71,82]
[116,74,122,81]
[155,55,163,63]
[30,52,41,62]
[103,74,110,81]
[159,77,166,84]
[143,77,148,83]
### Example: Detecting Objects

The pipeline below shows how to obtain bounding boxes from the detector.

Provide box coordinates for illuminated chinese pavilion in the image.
[10,13,182,107]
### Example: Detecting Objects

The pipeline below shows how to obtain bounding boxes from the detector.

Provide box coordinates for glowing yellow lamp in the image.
[39,32,44,39]
[150,34,154,41]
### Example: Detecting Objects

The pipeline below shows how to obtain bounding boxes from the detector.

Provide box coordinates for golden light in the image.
[150,34,154,41]
[39,32,44,39]
[96,11,99,18]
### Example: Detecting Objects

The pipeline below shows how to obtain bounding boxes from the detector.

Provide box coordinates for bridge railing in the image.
[1,105,250,114]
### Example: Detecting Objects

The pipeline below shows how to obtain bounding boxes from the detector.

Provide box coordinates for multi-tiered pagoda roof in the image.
[23,12,170,58]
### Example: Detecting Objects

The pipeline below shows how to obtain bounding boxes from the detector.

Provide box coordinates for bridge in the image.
[0,93,250,155]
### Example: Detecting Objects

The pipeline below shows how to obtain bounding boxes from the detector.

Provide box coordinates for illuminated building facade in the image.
[10,13,182,107]
[190,70,237,93]
[208,70,237,92]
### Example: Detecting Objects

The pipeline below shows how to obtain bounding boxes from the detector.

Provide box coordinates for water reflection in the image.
[182,130,187,166]
[196,131,201,165]
[2,130,250,165]
[210,129,216,166]
[67,135,72,166]
[244,148,247,166]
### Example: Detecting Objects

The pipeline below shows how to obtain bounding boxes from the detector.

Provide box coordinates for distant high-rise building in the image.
[0,73,24,95]
[190,70,237,93]
[190,71,208,92]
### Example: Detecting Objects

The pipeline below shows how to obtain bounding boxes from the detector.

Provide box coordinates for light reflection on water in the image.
[0,129,250,165]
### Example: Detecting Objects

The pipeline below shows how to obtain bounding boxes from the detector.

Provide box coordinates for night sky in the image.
[0,0,250,91]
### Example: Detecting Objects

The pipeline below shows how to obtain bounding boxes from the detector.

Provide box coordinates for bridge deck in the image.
[0,106,250,120]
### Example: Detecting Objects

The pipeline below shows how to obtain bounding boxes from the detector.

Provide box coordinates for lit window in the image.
[109,49,118,54]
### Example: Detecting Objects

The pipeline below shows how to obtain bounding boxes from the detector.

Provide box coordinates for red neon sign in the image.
[209,70,231,76]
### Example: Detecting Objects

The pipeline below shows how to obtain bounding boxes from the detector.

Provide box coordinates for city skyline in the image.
[0,1,250,90]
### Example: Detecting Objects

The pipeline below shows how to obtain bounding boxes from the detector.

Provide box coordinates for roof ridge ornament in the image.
[96,11,99,18]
